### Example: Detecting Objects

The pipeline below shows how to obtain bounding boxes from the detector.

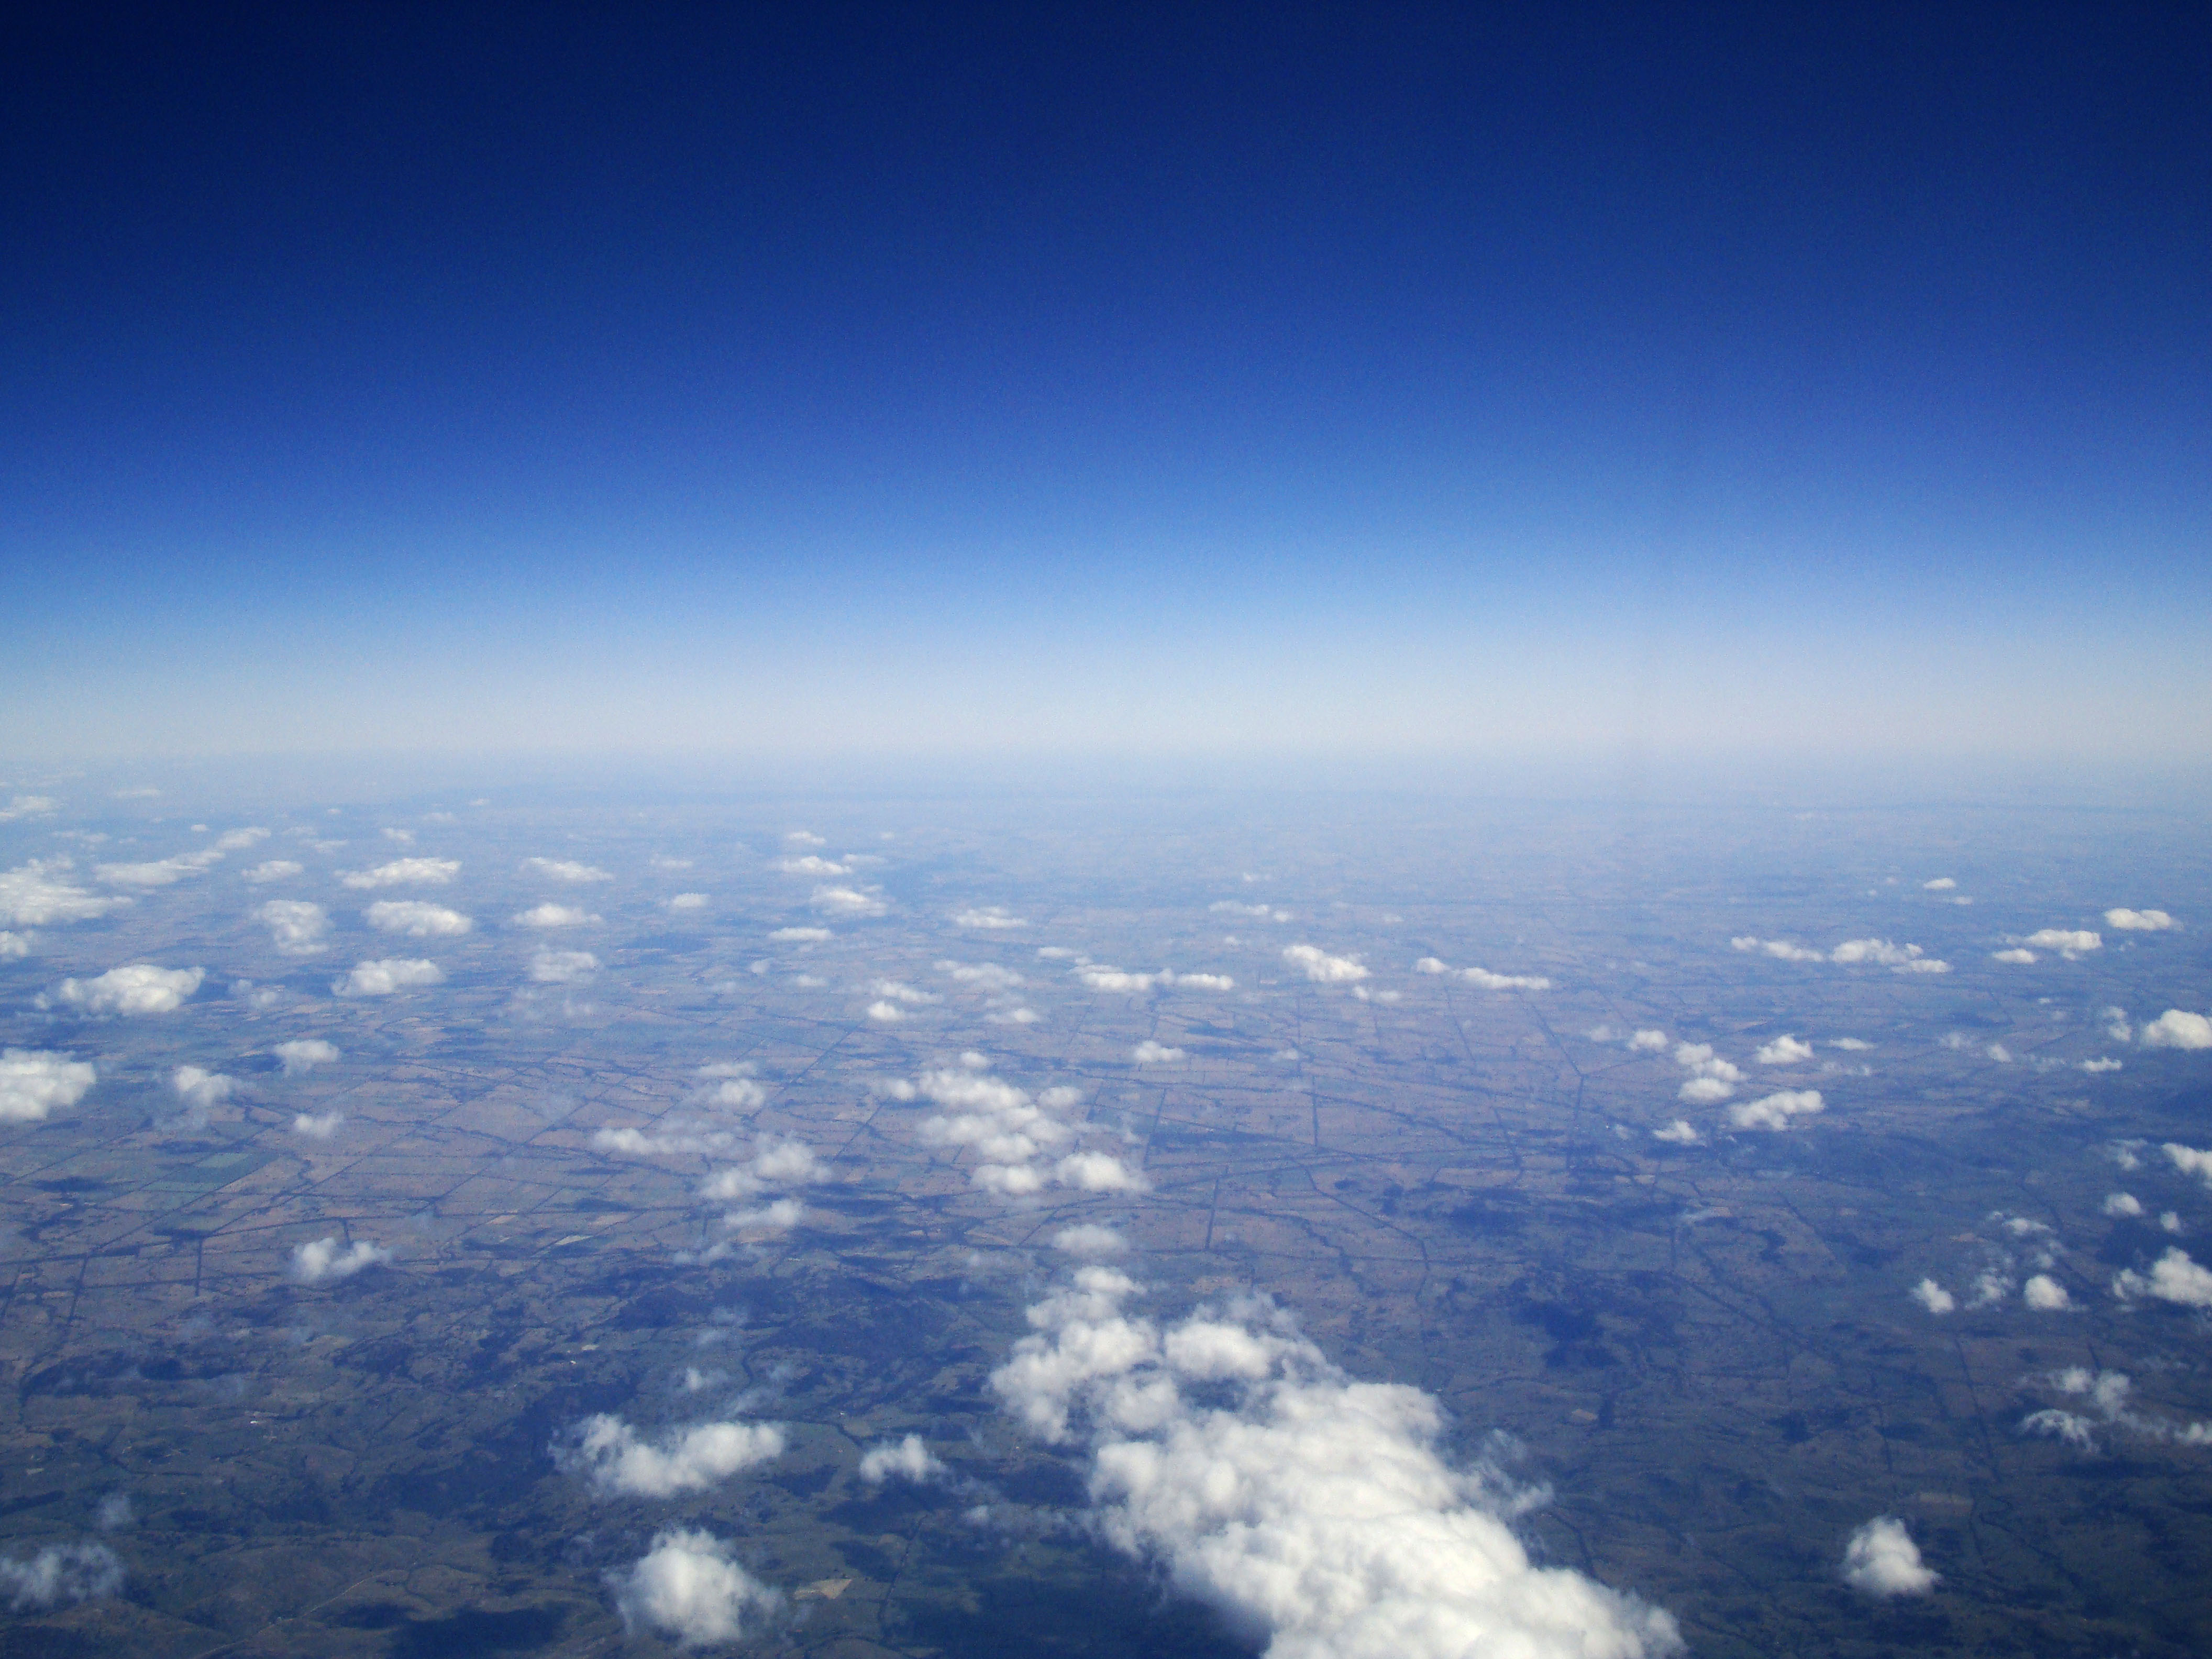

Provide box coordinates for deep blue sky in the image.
[3,4,2206,761]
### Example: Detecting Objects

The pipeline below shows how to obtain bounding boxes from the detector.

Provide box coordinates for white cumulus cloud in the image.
[244,859,303,883]
[513,903,595,928]
[1728,1089,1824,1131]
[1922,878,1956,890]
[257,899,330,954]
[1755,1035,1815,1065]
[292,1112,344,1138]
[1652,1120,1700,1145]
[274,1038,339,1075]
[57,964,203,1014]
[2165,1144,2212,1184]
[340,857,459,889]
[1055,1223,1128,1256]
[2022,1274,2073,1311]
[522,857,610,882]
[613,1529,782,1647]
[334,958,444,997]
[530,949,599,984]
[953,905,1026,928]
[366,900,471,937]
[1730,936,1824,962]
[666,892,710,911]
[2143,1011,2212,1050]
[812,884,887,917]
[1055,1151,1151,1193]
[0,859,128,926]
[776,854,848,876]
[1910,1279,1955,1314]
[172,1065,234,1112]
[2022,928,2100,957]
[0,1541,124,1610]
[2114,1247,2212,1307]
[858,1434,944,1484]
[289,1236,390,1282]
[1841,1517,1938,1597]
[1282,944,1368,983]
[565,1414,786,1497]
[2105,908,2176,931]
[1831,939,1949,972]
[1132,1039,1186,1064]
[0,1049,96,1124]
[769,925,829,941]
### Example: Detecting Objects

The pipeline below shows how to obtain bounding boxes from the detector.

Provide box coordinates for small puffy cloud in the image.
[1922,877,1956,890]
[2164,1144,2212,1184]
[866,1001,905,1022]
[1731,935,1826,962]
[258,899,330,954]
[334,958,444,997]
[2023,1274,2073,1311]
[172,1065,234,1112]
[2105,1192,2144,1216]
[776,854,848,876]
[289,1235,390,1282]
[522,857,610,882]
[1672,1043,1741,1103]
[1629,1029,1670,1052]
[566,1414,786,1497]
[530,948,599,984]
[57,964,203,1015]
[954,905,1025,928]
[942,961,1024,990]
[0,1049,96,1124]
[1458,965,1553,991]
[1830,1037,1873,1051]
[2114,1247,2212,1307]
[613,1529,782,1647]
[1831,938,1949,972]
[513,903,594,928]
[1842,1517,1939,1597]
[0,859,128,926]
[244,859,303,883]
[366,900,472,937]
[2103,1007,2133,1042]
[1992,948,2038,964]
[2143,1011,2212,1050]
[2020,1408,2099,1448]
[1077,966,1159,993]
[784,830,825,846]
[769,925,830,941]
[291,1112,343,1138]
[1282,944,1367,983]
[340,857,459,888]
[1054,1223,1127,1256]
[1054,1151,1151,1193]
[1910,1279,1955,1314]
[870,979,939,1005]
[1755,1034,1815,1065]
[2081,1056,2123,1073]
[1678,1077,1735,1104]
[858,1434,944,1484]
[1653,1119,1700,1144]
[813,884,887,917]
[724,1197,806,1230]
[0,1541,124,1610]
[274,1038,339,1075]
[2023,928,2100,957]
[1729,1089,1824,1131]
[1132,1039,1185,1064]
[666,892,710,911]
[2106,908,2177,932]
[1171,970,1236,990]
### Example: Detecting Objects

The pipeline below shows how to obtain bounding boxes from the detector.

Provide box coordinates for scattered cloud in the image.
[244,859,303,883]
[274,1038,339,1075]
[858,1435,943,1484]
[1653,1120,1700,1145]
[1841,1518,1938,1597]
[291,1112,343,1138]
[530,948,600,984]
[0,859,129,925]
[0,1542,124,1611]
[2105,1192,2144,1216]
[1054,1151,1151,1192]
[613,1529,782,1647]
[1282,944,1367,983]
[2022,928,2100,958]
[1054,1224,1127,1256]
[1991,948,2038,964]
[1830,1037,1873,1051]
[1629,1029,1670,1052]
[666,892,710,911]
[565,1414,786,1497]
[1673,1043,1742,1103]
[1417,956,1553,990]
[769,925,830,941]
[812,884,887,917]
[2114,1247,2212,1307]
[1830,939,1949,972]
[1729,1089,1824,1131]
[289,1235,390,1282]
[2022,1274,2073,1311]
[1730,936,1824,962]
[255,899,330,954]
[866,1000,905,1022]
[513,903,595,928]
[2105,908,2177,932]
[522,857,611,882]
[93,830,263,887]
[0,1049,96,1125]
[1754,1035,1815,1065]
[989,1270,1680,1657]
[776,854,848,876]
[870,979,939,1005]
[340,857,460,888]
[0,932,26,959]
[1132,1039,1185,1064]
[1910,1279,1955,1314]
[2165,1144,2212,1185]
[784,830,824,846]
[1212,900,1291,921]
[953,905,1025,928]
[172,1065,234,1114]
[366,900,471,937]
[941,961,1024,990]
[334,958,444,997]
[1922,878,1956,890]
[2143,1011,2212,1050]
[0,794,58,822]
[57,963,203,1014]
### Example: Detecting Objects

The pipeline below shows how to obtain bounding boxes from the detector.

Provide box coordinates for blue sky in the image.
[3,5,2205,762]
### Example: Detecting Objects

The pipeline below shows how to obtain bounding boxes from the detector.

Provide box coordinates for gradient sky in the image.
[3,4,2206,763]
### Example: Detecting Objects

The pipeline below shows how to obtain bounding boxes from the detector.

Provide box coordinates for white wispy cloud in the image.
[1922,878,1956,890]
[613,1529,782,1646]
[564,1414,786,1497]
[172,1065,234,1113]
[513,903,596,928]
[334,958,444,997]
[1282,944,1368,983]
[769,925,830,941]
[257,899,330,954]
[274,1038,339,1075]
[666,892,711,911]
[1054,1223,1128,1256]
[0,859,129,925]
[2165,1144,2212,1184]
[953,905,1025,928]
[2142,1011,2212,1050]
[858,1435,944,1484]
[776,854,848,876]
[57,964,203,1014]
[1910,1279,1955,1314]
[243,859,303,883]
[1653,1120,1700,1145]
[1415,957,1551,990]
[1132,1039,1185,1063]
[1212,900,1291,922]
[812,884,887,917]
[1730,936,1826,962]
[522,857,611,882]
[530,948,600,984]
[1728,1089,1824,1131]
[340,857,459,889]
[0,1049,96,1124]
[1830,939,1949,972]
[2021,927,2100,958]
[291,1112,344,1138]
[1992,948,2038,964]
[0,1542,123,1610]
[1841,1518,1938,1597]
[2113,1247,2212,1307]
[366,900,472,937]
[941,960,1024,989]
[989,1270,1680,1658]
[289,1236,390,1282]
[0,794,58,822]
[2105,908,2177,932]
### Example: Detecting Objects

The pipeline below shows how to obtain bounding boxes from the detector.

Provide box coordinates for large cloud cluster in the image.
[899,1067,1146,1197]
[0,859,129,926]
[56,964,203,1015]
[0,1049,96,1125]
[990,1269,1680,1658]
